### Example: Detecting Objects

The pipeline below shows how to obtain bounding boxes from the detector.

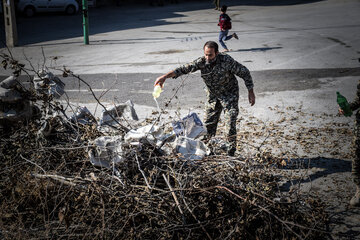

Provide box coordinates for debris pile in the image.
[0,75,37,128]
[0,54,330,239]
[232,105,354,161]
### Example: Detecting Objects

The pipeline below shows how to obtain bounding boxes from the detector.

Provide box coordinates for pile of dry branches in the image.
[0,53,329,239]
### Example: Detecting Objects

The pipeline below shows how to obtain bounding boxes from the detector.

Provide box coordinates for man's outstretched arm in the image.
[154,71,176,87]
[154,58,203,87]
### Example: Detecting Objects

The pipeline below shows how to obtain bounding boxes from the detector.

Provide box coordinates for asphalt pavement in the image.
[1,0,360,110]
[1,0,360,237]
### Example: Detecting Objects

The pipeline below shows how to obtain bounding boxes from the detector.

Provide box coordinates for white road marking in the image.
[130,90,152,94]
[66,89,120,92]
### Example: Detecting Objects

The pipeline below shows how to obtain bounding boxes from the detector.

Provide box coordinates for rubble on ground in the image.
[0,75,37,127]
[0,54,334,239]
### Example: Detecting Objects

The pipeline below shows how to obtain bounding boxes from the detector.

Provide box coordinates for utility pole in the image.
[82,0,89,45]
[2,0,18,47]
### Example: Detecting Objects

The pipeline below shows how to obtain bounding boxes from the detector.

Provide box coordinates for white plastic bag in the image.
[88,136,124,168]
[172,112,207,139]
[124,125,163,146]
[70,106,96,124]
[100,100,138,126]
[33,70,65,99]
[174,136,210,160]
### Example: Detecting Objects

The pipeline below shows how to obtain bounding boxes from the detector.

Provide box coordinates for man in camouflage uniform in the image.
[341,80,360,207]
[155,41,255,156]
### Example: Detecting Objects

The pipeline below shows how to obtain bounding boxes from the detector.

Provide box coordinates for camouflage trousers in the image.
[204,91,239,154]
[354,116,360,186]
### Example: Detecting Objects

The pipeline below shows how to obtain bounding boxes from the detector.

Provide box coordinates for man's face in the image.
[204,46,218,64]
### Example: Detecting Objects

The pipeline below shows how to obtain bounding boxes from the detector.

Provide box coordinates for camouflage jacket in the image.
[172,53,253,97]
[350,79,360,117]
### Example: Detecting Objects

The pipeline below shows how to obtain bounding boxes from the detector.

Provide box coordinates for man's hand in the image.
[248,89,255,106]
[155,75,166,87]
[154,71,175,87]
[338,108,344,115]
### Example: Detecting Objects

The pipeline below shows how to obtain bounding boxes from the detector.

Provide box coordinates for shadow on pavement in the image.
[278,157,360,239]
[25,37,185,47]
[328,208,360,240]
[234,0,324,6]
[0,0,325,47]
[232,46,283,52]
[0,1,207,47]
[280,157,352,192]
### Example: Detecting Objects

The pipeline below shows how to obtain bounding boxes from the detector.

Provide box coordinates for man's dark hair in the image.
[221,5,227,12]
[203,41,219,53]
